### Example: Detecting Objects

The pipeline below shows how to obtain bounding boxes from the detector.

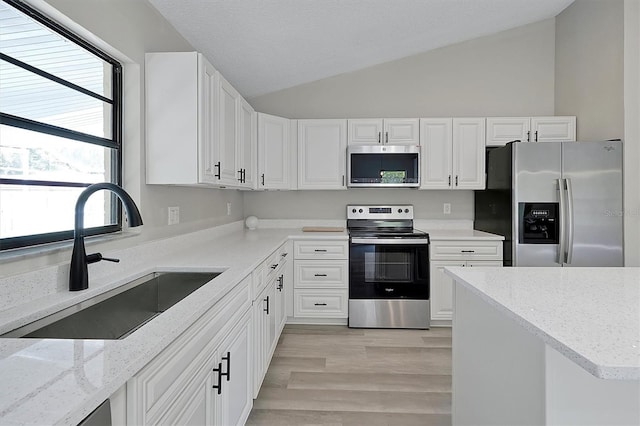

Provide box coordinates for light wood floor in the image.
[247,324,452,426]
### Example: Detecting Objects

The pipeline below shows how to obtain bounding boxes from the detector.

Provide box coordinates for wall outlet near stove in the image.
[443,203,451,215]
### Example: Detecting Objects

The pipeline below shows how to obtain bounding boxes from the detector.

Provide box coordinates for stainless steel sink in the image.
[1,271,221,340]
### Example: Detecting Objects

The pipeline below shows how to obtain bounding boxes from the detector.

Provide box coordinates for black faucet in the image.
[69,183,143,291]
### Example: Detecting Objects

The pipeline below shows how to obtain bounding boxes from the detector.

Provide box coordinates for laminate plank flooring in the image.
[247,325,452,426]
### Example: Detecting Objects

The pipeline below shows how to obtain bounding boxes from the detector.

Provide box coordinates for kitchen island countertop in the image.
[445,266,640,380]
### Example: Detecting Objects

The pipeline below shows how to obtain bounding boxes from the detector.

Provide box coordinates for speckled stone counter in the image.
[445,266,640,425]
[0,225,347,425]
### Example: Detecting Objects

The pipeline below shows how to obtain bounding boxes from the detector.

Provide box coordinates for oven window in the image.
[364,251,412,282]
[350,243,429,299]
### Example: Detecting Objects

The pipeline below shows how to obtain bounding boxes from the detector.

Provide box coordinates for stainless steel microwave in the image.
[347,145,420,188]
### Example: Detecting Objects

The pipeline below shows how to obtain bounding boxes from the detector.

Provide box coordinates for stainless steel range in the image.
[347,205,430,329]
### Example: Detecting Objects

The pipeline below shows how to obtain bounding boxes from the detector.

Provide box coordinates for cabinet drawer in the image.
[430,240,503,261]
[294,260,348,288]
[294,289,348,318]
[294,240,348,260]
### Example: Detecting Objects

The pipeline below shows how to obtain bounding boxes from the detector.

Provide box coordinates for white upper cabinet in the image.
[530,116,576,142]
[420,118,453,189]
[348,118,419,145]
[486,116,576,146]
[486,117,530,146]
[237,99,257,189]
[258,113,291,190]
[384,119,420,145]
[145,51,254,189]
[348,119,383,144]
[218,75,240,186]
[453,118,486,189]
[420,118,485,190]
[298,119,347,190]
[146,52,220,186]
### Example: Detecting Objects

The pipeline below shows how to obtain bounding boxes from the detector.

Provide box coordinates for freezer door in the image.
[513,142,562,266]
[561,141,623,266]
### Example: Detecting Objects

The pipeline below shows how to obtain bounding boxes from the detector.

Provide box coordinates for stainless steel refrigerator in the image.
[475,140,623,267]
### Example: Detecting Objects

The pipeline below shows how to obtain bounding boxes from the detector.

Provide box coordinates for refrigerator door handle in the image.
[565,178,575,264]
[557,178,567,265]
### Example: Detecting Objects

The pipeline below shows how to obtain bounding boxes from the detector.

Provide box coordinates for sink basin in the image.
[1,271,221,340]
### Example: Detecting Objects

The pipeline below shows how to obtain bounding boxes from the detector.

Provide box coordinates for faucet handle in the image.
[86,253,120,264]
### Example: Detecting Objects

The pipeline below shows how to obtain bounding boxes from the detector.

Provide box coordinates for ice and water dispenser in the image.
[518,203,559,244]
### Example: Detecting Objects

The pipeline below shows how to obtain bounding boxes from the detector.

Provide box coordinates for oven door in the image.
[349,238,429,300]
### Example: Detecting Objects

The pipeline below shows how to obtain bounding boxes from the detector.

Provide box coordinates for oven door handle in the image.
[350,238,429,245]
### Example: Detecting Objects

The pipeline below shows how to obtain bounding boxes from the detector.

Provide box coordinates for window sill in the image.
[0,228,142,264]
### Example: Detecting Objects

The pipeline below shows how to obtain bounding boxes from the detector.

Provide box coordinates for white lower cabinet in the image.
[293,240,349,320]
[127,277,252,426]
[252,241,290,397]
[429,240,503,323]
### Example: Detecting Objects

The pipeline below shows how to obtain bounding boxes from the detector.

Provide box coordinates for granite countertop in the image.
[444,266,640,380]
[0,224,499,425]
[0,227,346,426]
[421,229,504,241]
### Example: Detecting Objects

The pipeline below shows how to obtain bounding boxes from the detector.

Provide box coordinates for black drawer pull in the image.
[264,296,270,314]
[461,250,475,253]
[314,249,327,252]
[221,352,230,381]
[314,273,327,277]
[212,362,223,394]
[271,264,279,269]
[314,303,327,306]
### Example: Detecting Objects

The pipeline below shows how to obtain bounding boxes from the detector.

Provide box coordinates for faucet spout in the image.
[69,183,143,291]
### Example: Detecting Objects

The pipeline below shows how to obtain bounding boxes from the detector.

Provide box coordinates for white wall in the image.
[2,0,244,276]
[624,0,640,266]
[555,0,624,141]
[244,189,472,221]
[245,19,557,221]
[554,0,638,265]
[249,19,556,118]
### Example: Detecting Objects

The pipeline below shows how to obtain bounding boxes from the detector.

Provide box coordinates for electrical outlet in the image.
[168,206,180,225]
[443,203,451,215]
[226,202,232,216]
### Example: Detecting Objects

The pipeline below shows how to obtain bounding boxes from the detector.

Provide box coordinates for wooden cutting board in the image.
[302,226,345,232]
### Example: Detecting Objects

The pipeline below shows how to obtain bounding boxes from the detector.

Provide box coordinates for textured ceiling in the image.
[147,0,574,98]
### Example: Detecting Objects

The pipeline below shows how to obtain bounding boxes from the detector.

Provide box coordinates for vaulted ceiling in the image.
[147,0,574,98]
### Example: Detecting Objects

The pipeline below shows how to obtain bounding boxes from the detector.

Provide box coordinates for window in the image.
[0,0,122,250]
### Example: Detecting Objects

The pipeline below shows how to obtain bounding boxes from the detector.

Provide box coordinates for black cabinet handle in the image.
[385,131,389,143]
[535,130,539,142]
[264,296,270,314]
[277,275,284,291]
[314,303,327,306]
[455,175,459,186]
[448,175,452,187]
[214,162,221,179]
[237,169,243,182]
[314,273,327,277]
[221,352,231,381]
[212,362,223,394]
[261,173,265,186]
[281,252,288,258]
[271,263,279,269]
[527,130,531,142]
[242,169,246,183]
[461,250,475,253]
[378,132,381,143]
[314,249,327,252]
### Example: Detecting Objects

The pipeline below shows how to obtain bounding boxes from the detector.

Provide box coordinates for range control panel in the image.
[347,205,414,220]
